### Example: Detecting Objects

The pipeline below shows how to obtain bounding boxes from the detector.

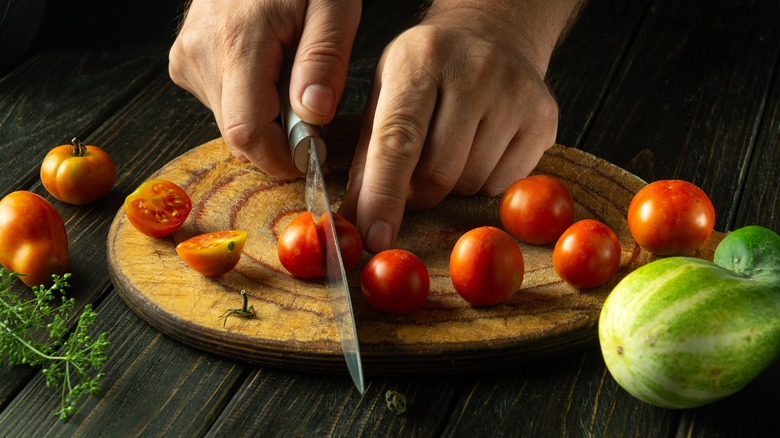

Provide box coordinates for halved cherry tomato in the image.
[277,211,362,278]
[124,179,192,238]
[499,175,574,245]
[40,137,116,205]
[0,191,68,286]
[176,230,246,276]
[627,179,715,255]
[361,249,429,314]
[553,219,621,289]
[450,226,524,306]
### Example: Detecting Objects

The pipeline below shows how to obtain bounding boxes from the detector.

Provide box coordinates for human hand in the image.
[169,0,361,178]
[338,3,570,253]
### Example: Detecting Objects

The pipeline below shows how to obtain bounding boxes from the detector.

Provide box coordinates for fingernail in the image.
[366,221,393,253]
[302,84,335,116]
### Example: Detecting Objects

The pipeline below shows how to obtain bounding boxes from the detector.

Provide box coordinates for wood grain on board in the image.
[107,137,724,375]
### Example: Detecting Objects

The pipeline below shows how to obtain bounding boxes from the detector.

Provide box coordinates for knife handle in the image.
[280,86,328,173]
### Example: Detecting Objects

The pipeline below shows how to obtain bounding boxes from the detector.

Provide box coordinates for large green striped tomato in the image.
[599,226,780,409]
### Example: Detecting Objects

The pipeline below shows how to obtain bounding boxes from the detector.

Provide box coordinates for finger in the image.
[449,115,518,196]
[354,65,438,253]
[338,58,384,225]
[220,44,299,178]
[482,110,558,196]
[289,0,361,126]
[405,88,479,211]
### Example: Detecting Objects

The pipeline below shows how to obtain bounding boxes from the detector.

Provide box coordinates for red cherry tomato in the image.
[499,175,574,245]
[361,249,430,314]
[278,212,324,278]
[176,230,247,276]
[317,213,363,273]
[40,138,116,205]
[277,212,362,278]
[450,226,524,306]
[124,179,192,238]
[553,219,621,289]
[627,180,715,255]
[0,191,69,286]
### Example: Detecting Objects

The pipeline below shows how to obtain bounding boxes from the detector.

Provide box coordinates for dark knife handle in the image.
[280,83,328,173]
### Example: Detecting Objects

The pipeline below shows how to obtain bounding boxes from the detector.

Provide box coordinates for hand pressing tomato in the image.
[361,249,430,314]
[627,180,715,256]
[176,230,246,276]
[553,219,621,289]
[0,191,68,286]
[277,212,362,278]
[124,179,192,238]
[450,226,524,306]
[499,175,574,245]
[40,137,116,205]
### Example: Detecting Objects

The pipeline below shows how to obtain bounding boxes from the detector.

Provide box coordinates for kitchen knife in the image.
[281,93,365,395]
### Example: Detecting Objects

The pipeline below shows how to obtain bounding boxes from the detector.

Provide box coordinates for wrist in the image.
[422,0,584,73]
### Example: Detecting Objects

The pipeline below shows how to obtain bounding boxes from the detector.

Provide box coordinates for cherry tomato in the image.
[627,180,715,256]
[0,191,68,286]
[277,212,362,278]
[553,219,621,289]
[124,179,192,238]
[450,226,524,306]
[317,213,363,272]
[40,137,116,205]
[499,175,574,245]
[361,249,430,314]
[176,230,247,276]
[278,212,324,278]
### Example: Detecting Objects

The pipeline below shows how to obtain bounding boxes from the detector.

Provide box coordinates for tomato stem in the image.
[69,137,88,157]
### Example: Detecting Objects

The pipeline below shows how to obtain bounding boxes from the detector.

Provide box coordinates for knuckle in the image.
[223,121,256,153]
[374,116,427,163]
[297,42,350,73]
[413,166,458,195]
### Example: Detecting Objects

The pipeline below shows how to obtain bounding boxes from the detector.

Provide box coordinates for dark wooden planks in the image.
[0,0,185,198]
[548,0,654,149]
[579,0,780,233]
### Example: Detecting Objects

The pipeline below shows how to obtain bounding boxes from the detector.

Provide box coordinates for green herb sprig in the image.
[0,269,110,422]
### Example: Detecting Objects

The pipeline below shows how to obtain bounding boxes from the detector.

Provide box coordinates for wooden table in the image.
[1,0,778,435]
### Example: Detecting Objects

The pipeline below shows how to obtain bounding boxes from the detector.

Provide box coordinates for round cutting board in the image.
[107,138,723,375]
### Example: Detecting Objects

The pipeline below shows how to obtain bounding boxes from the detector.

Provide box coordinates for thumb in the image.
[289,0,361,126]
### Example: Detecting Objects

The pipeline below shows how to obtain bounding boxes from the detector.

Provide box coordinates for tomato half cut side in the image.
[176,230,247,276]
[124,179,192,237]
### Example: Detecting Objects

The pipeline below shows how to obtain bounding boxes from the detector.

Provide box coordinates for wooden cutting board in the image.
[107,137,724,376]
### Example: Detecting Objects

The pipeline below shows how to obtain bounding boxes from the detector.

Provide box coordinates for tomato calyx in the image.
[69,137,89,157]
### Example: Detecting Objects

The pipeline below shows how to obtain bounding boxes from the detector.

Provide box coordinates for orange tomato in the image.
[176,230,247,276]
[0,191,69,286]
[40,137,116,205]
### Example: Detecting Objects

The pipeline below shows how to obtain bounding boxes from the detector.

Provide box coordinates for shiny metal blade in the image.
[305,138,365,394]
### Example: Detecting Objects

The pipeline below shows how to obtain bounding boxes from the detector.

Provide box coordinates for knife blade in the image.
[281,95,365,395]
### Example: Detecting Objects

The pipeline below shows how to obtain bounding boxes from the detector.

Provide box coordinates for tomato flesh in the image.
[124,179,192,238]
[176,230,247,276]
[627,180,715,256]
[361,249,430,314]
[553,219,621,289]
[450,226,524,306]
[500,175,574,245]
